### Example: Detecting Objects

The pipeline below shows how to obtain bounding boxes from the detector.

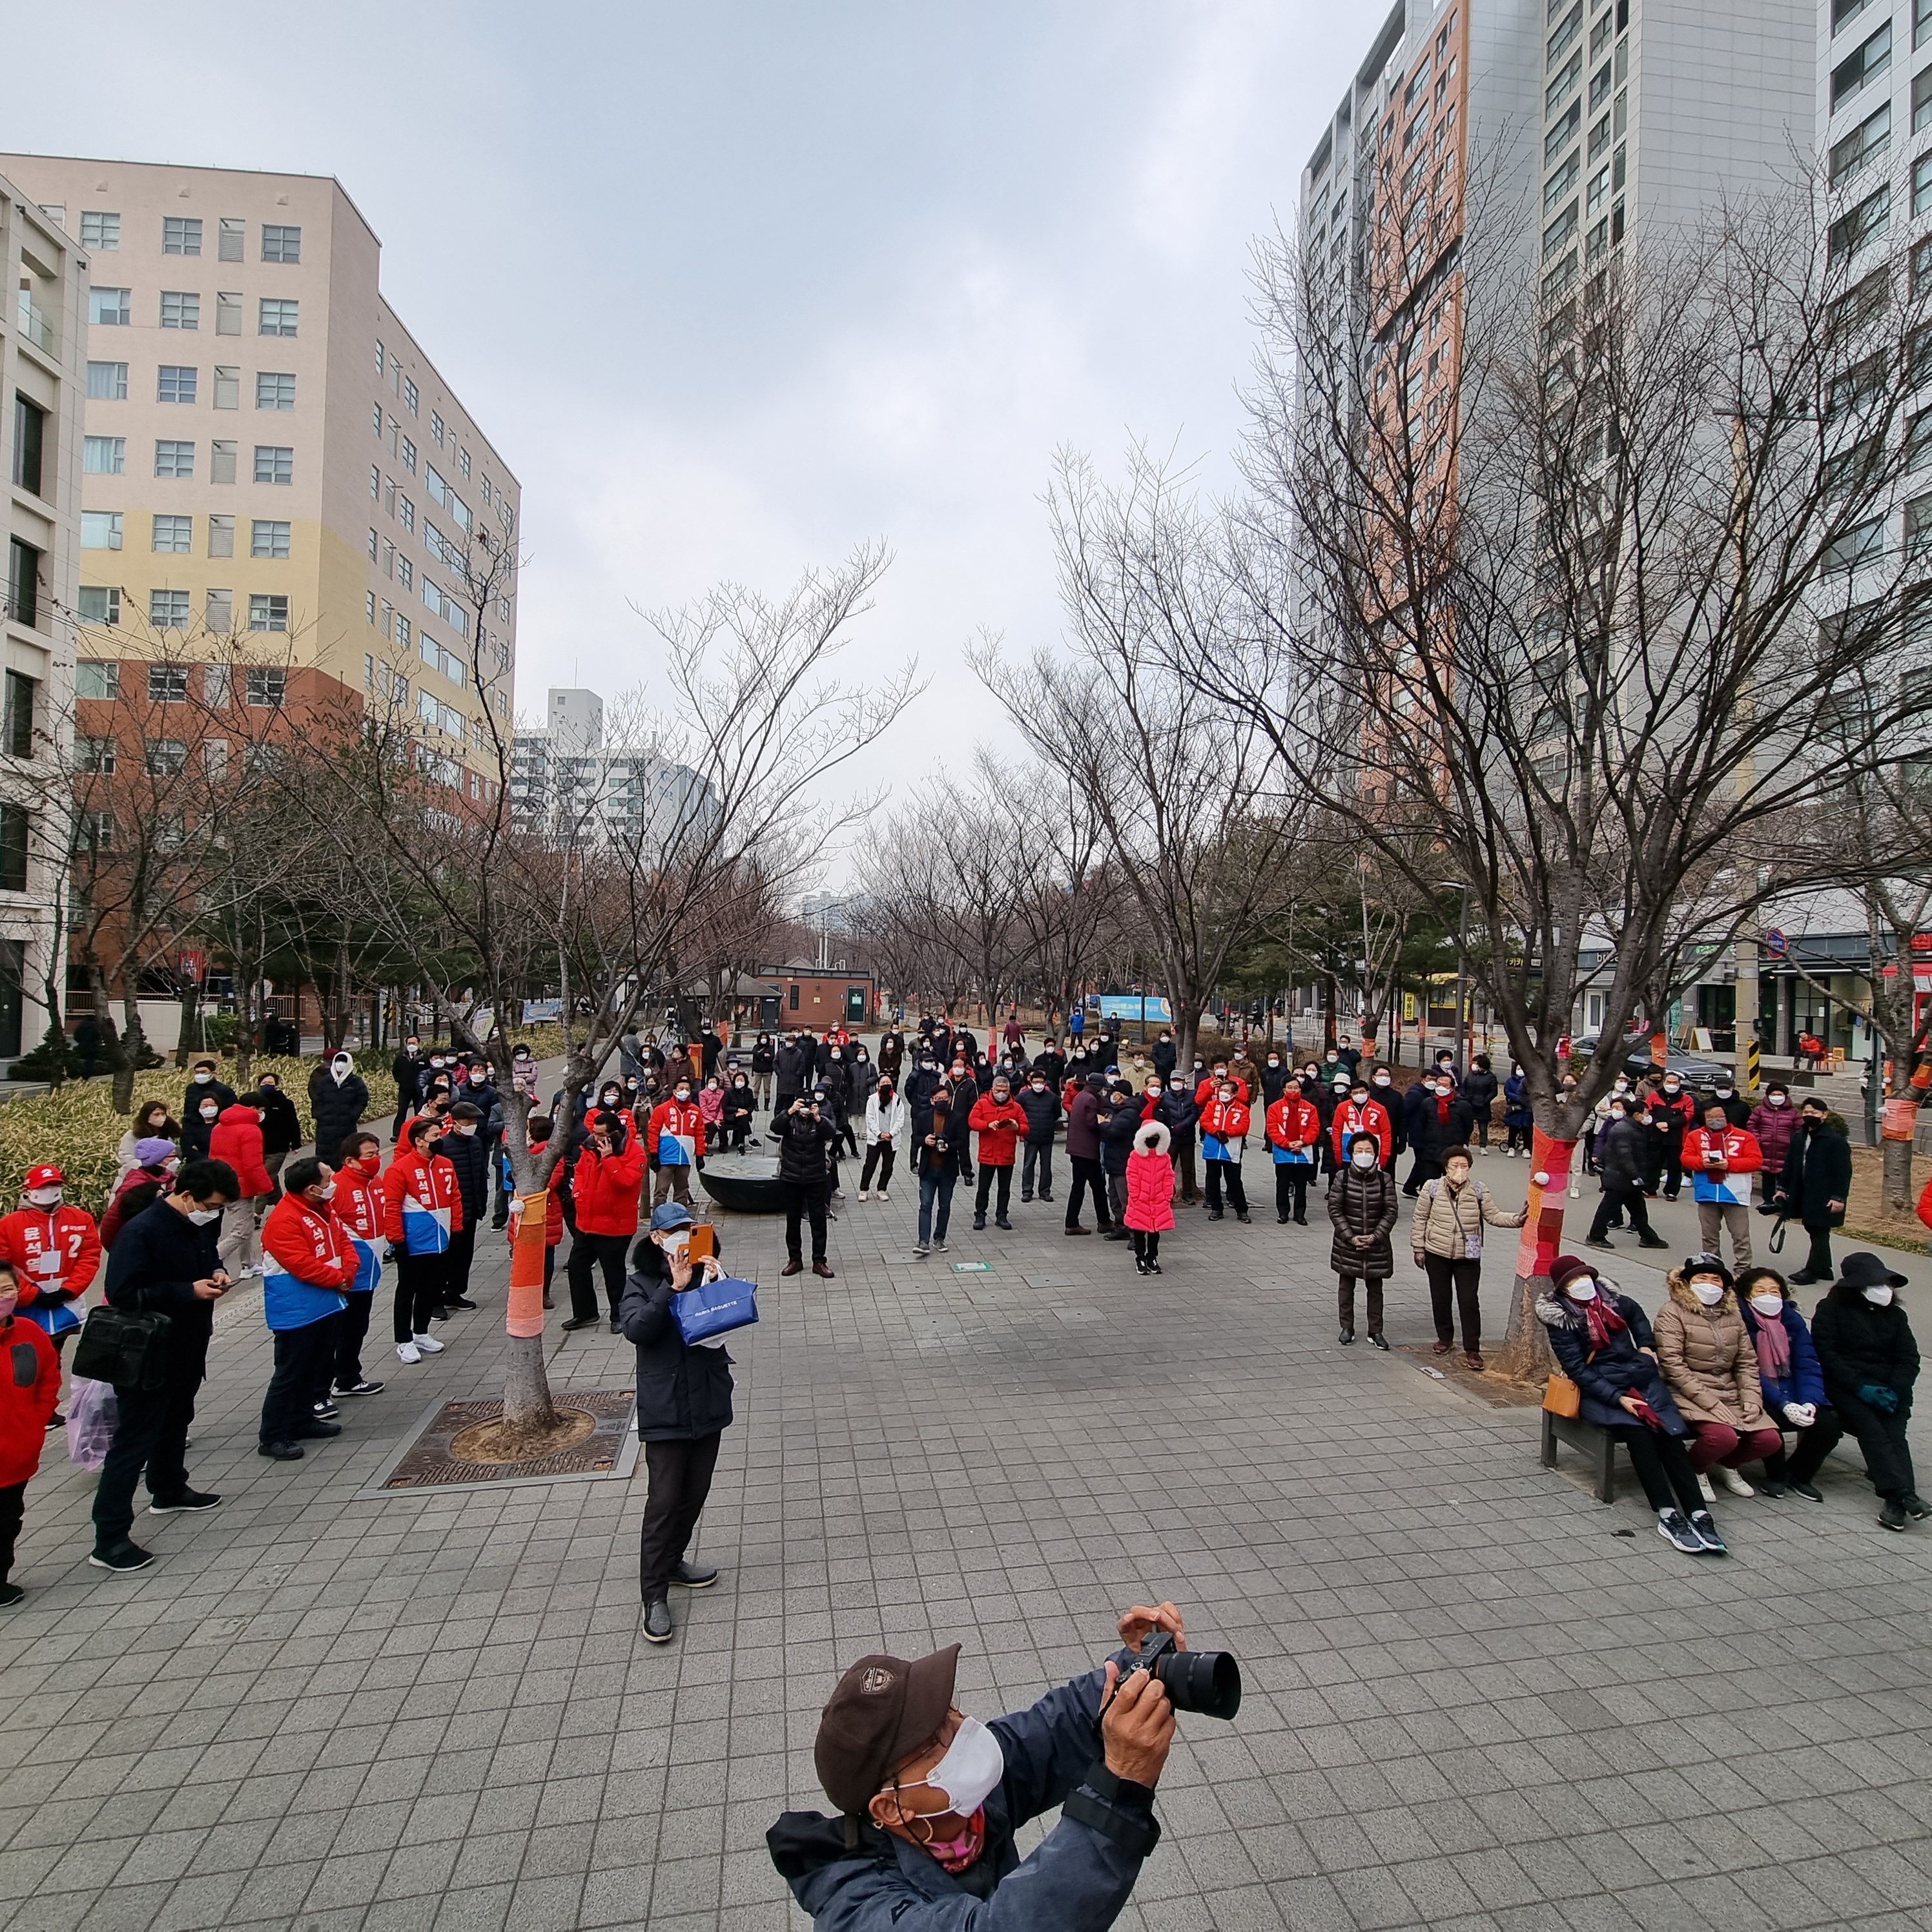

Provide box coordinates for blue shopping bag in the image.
[673,1273,760,1346]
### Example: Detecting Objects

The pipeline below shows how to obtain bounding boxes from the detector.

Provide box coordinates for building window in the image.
[0,805,28,892]
[154,440,196,479]
[207,513,236,559]
[163,215,202,256]
[4,672,36,758]
[398,613,412,649]
[77,735,116,774]
[404,377,419,415]
[375,339,385,376]
[77,660,121,699]
[400,436,416,474]
[207,365,238,410]
[206,590,232,637]
[77,587,121,626]
[76,808,116,852]
[258,298,299,336]
[79,210,119,249]
[396,557,413,591]
[218,216,245,261]
[251,519,291,559]
[247,593,289,633]
[90,287,132,327]
[1833,23,1892,110]
[159,290,200,330]
[1916,65,1932,134]
[431,411,445,445]
[252,445,294,485]
[370,463,381,500]
[210,440,237,484]
[5,539,37,628]
[398,496,415,533]
[1831,103,1891,184]
[216,291,242,335]
[152,515,192,553]
[260,223,302,262]
[84,435,125,475]
[788,984,801,1011]
[81,511,123,551]
[458,447,471,480]
[156,364,198,405]
[149,589,190,630]
[147,665,190,703]
[1829,183,1891,261]
[1823,515,1884,572]
[86,360,128,400]
[145,739,187,776]
[256,371,296,410]
[366,593,377,626]
[246,666,287,706]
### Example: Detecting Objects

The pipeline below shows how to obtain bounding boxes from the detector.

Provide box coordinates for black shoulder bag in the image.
[72,1283,174,1390]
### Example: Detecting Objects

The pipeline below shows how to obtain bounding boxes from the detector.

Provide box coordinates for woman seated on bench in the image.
[1537,1253,1727,1557]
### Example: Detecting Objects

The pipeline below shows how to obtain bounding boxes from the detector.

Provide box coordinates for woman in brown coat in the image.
[1652,1253,1783,1501]
[1406,1146,1527,1370]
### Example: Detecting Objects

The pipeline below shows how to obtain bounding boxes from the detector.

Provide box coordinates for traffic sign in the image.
[1763,928,1787,959]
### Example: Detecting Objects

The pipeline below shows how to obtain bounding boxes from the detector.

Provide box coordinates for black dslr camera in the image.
[1128,1630,1242,1720]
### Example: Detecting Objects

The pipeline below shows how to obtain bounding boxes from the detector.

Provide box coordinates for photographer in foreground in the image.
[770,1601,1229,1927]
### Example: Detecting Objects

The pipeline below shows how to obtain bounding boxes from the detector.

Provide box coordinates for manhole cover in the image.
[379,1389,636,1490]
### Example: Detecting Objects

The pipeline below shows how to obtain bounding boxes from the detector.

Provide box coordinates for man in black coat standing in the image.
[390,1035,425,1142]
[777,1093,840,1280]
[440,1102,490,1311]
[310,1052,371,1177]
[89,1159,240,1572]
[1585,1100,1668,1249]
[1776,1098,1854,1284]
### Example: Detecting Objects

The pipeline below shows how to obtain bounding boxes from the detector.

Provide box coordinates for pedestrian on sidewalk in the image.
[1503,1064,1533,1156]
[254,1073,303,1205]
[1329,1132,1396,1348]
[1746,1082,1798,1214]
[380,1117,458,1365]
[309,1052,370,1186]
[1097,1081,1146,1240]
[1266,1083,1322,1224]
[209,1094,275,1279]
[860,1078,907,1200]
[778,1092,839,1278]
[1684,1101,1762,1270]
[1063,1073,1111,1236]
[1733,1266,1836,1500]
[257,1158,352,1463]
[1773,1098,1852,1286]
[1585,1098,1669,1251]
[1124,1121,1175,1275]
[0,1259,59,1606]
[1461,1055,1499,1151]
[621,1202,730,1644]
[969,1074,1027,1231]
[1652,1254,1783,1502]
[1808,1253,1924,1532]
[1407,1146,1525,1370]
[1199,1081,1251,1224]
[564,1109,648,1331]
[329,1133,389,1397]
[440,1102,489,1313]
[1016,1067,1061,1202]
[912,1092,963,1257]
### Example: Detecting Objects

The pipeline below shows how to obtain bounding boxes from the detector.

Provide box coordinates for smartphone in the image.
[686,1223,717,1262]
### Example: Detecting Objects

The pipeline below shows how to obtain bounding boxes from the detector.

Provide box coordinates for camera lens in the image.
[1152,1647,1242,1720]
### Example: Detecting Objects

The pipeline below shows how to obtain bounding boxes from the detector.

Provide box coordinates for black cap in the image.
[814,1645,961,1816]
[1837,1251,1909,1290]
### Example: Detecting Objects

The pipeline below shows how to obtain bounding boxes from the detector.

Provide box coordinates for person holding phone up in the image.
[620,1202,734,1645]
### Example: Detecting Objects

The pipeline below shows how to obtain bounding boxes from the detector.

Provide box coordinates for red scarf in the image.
[1577,1294,1628,1351]
[1436,1096,1450,1124]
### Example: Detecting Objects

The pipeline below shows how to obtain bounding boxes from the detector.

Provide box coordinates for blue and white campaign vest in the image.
[400,1192,453,1255]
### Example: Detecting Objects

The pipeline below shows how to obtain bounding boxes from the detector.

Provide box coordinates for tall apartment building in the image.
[511,686,714,849]
[0,157,520,801]
[1,176,87,1060]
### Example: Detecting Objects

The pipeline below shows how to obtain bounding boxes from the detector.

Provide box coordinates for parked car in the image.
[1572,1036,1732,1087]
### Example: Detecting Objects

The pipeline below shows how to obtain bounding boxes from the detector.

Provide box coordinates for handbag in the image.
[673,1273,759,1346]
[1542,1371,1582,1418]
[71,1290,173,1392]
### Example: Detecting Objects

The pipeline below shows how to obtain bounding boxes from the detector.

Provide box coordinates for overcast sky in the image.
[10,0,1365,858]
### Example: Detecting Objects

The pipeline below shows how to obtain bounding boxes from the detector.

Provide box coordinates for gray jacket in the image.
[768,1653,1158,1929]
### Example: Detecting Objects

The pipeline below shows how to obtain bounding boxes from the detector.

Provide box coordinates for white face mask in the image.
[896,1714,1005,1820]
[26,1187,62,1209]
[316,1182,338,1202]
[333,1062,351,1081]
[1751,1293,1783,1316]
[1351,1149,1377,1169]
[187,1206,220,1225]
[1567,1280,1599,1303]
[193,1071,212,1084]
[456,1122,477,1136]
[1864,1286,1895,1306]
[200,1105,220,1120]
[1690,1281,1725,1306]
[1767,1094,1786,1107]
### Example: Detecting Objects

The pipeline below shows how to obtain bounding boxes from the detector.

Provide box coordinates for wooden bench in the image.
[1540,1408,1621,1503]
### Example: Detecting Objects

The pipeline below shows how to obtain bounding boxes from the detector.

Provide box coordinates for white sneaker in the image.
[858,1190,869,1201]
[1697,1472,1717,1503]
[396,1341,422,1364]
[879,1190,890,1201]
[412,1332,446,1355]
[1716,1466,1754,1497]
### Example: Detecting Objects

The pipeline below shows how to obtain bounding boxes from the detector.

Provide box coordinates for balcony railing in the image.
[14,290,56,356]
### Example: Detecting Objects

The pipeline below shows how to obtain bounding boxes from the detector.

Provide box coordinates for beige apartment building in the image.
[0,156,520,800]
[2,172,87,1060]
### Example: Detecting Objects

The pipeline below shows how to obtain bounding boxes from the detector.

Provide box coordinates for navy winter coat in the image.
[769,1650,1159,1931]
[1738,1296,1827,1413]
[618,1241,735,1441]
[1536,1289,1689,1435]
[1096,1096,1146,1175]
[1503,1073,1532,1131]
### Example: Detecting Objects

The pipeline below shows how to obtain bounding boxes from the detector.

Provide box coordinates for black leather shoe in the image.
[1338,1328,1355,1345]
[446,1297,478,1311]
[258,1441,304,1461]
[643,1597,674,1642]
[672,1560,718,1588]
[560,1315,601,1330]
[1368,1332,1390,1351]
[297,1421,342,1438]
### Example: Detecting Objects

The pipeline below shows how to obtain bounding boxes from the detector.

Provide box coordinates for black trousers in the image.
[1337,1275,1383,1335]
[974,1164,1013,1220]
[1173,1141,1198,1201]
[333,1291,375,1390]
[568,1232,632,1321]
[838,1113,860,1156]
[393,1251,448,1341]
[1066,1156,1110,1229]
[1764,1411,1846,1485]
[1022,1142,1053,1197]
[1588,1183,1652,1241]
[1616,1426,1704,1515]
[1205,1160,1248,1215]
[1831,1392,1917,1499]
[1132,1230,1162,1266]
[445,1224,478,1302]
[262,1317,338,1446]
[1424,1255,1483,1350]
[784,1182,828,1263]
[491,1149,511,1226]
[1800,1222,1836,1277]
[859,1143,896,1191]
[93,1376,200,1545]
[0,1479,25,1584]
[639,1430,722,1601]
[1274,1164,1311,1220]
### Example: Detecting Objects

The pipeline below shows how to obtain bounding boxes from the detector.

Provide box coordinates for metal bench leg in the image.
[1541,1410,1558,1470]
[1596,1430,1616,1504]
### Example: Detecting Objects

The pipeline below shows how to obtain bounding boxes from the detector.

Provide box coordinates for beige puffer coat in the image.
[1652,1271,1771,1429]
[1406,1176,1526,1260]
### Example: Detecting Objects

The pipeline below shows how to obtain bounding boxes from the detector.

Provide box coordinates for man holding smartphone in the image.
[88,1158,240,1573]
[777,1089,840,1279]
[1683,1101,1762,1271]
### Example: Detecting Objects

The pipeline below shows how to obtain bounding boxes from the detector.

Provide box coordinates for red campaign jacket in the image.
[334,1166,387,1244]
[1330,1098,1393,1165]
[645,1098,706,1162]
[1196,1075,1250,1110]
[380,1147,464,1244]
[0,1315,60,1487]
[1681,1127,1763,1174]
[1200,1100,1251,1146]
[967,1095,1029,1166]
[209,1104,274,1197]
[1650,1089,1699,1138]
[0,1205,104,1306]
[571,1138,648,1237]
[1267,1094,1323,1153]
[262,1194,354,1291]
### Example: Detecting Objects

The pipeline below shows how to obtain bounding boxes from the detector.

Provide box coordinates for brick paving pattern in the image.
[2,1153,1929,1931]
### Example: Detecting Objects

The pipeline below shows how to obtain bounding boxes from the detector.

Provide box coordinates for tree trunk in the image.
[1494,1127,1579,1383]
[174,980,200,1067]
[1882,1127,1919,1213]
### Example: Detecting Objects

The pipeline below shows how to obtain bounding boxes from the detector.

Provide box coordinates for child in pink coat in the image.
[1124,1120,1176,1275]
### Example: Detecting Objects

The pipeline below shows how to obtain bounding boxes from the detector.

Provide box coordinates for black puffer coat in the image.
[309,1062,371,1166]
[1535,1288,1689,1434]
[619,1239,735,1441]
[1327,1148,1397,1276]
[776,1107,839,1187]
[1811,1280,1920,1413]
[1778,1118,1853,1229]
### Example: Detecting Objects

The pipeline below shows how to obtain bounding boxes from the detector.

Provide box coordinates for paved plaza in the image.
[3,1149,1931,1932]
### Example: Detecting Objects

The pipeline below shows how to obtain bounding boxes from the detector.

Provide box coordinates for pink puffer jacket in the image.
[1124,1124,1176,1232]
